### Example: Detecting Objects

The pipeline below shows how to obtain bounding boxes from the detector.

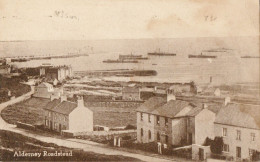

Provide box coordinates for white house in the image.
[214,103,260,161]
[44,96,93,132]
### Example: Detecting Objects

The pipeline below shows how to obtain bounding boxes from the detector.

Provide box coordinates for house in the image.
[136,91,216,147]
[214,103,260,161]
[33,82,54,98]
[122,86,140,100]
[137,91,215,146]
[40,65,72,81]
[44,96,93,132]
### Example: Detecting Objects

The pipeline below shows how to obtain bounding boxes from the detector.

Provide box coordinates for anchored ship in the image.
[148,48,176,56]
[188,53,217,58]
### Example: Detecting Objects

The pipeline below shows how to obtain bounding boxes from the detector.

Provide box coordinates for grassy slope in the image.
[0,130,141,161]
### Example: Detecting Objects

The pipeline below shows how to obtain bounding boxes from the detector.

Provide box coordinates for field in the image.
[1,97,137,128]
[0,130,140,161]
[0,75,31,103]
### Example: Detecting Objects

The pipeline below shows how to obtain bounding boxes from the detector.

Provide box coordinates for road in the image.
[0,86,174,162]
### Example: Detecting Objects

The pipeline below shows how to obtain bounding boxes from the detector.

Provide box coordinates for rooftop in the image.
[215,103,260,130]
[45,100,77,115]
[151,100,195,118]
[136,97,166,113]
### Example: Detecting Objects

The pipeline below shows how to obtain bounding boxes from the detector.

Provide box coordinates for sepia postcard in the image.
[0,0,259,161]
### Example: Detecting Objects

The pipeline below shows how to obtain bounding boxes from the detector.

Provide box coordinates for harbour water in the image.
[9,52,259,84]
[1,37,259,84]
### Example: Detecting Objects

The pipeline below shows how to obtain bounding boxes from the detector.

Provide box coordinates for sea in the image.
[0,37,259,85]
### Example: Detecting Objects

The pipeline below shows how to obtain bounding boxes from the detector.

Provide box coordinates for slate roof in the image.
[185,107,204,116]
[136,97,166,113]
[45,99,61,110]
[215,103,260,130]
[151,100,194,118]
[45,100,77,115]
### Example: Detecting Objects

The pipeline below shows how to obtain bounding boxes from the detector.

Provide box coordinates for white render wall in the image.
[214,123,260,160]
[194,108,216,145]
[69,106,93,132]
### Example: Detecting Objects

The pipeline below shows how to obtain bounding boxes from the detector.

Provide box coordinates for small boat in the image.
[188,53,217,58]
[152,63,157,65]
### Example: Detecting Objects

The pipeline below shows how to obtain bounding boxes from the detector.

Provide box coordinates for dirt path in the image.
[0,86,174,162]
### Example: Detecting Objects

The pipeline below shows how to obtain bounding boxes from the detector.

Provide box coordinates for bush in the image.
[203,137,213,146]
[125,124,136,130]
[210,136,223,154]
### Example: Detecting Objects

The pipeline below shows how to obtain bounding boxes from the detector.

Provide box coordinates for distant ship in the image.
[103,59,138,63]
[241,56,260,58]
[119,54,148,60]
[188,53,217,58]
[148,48,176,56]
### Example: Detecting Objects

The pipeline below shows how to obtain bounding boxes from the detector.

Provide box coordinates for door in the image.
[50,121,53,130]
[59,124,62,132]
[236,147,241,158]
[188,133,192,144]
[199,148,204,160]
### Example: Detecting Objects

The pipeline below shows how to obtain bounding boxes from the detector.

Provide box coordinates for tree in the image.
[210,137,223,154]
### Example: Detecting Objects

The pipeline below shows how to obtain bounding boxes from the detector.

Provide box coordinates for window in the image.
[222,128,227,137]
[236,130,241,140]
[223,144,229,152]
[63,116,66,122]
[157,132,160,141]
[141,128,143,136]
[165,135,168,143]
[156,116,160,125]
[148,114,151,123]
[165,117,168,126]
[251,133,255,141]
[141,113,143,121]
[148,130,151,139]
[249,149,256,157]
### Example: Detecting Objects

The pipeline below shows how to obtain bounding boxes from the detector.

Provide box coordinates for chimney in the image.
[224,97,231,106]
[167,89,176,102]
[154,86,157,92]
[77,96,84,108]
[202,103,208,109]
[61,95,67,102]
[50,94,58,101]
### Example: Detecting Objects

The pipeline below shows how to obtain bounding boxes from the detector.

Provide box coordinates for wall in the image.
[192,144,211,160]
[154,116,172,145]
[187,117,195,144]
[172,118,187,146]
[33,86,51,99]
[85,101,143,108]
[214,123,260,160]
[69,107,93,131]
[137,112,155,143]
[44,110,69,132]
[122,92,140,100]
[195,109,215,145]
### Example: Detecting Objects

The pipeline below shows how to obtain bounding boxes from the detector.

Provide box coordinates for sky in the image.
[0,0,259,41]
